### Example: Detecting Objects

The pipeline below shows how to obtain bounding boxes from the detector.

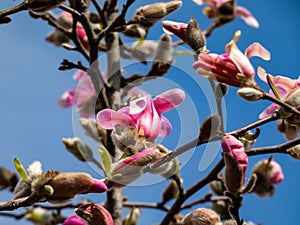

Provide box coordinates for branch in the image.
[123,201,169,212]
[247,138,300,156]
[228,114,278,136]
[160,159,225,225]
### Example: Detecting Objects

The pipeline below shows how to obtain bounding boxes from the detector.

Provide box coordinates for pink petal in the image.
[269,161,284,185]
[159,116,172,136]
[97,109,134,129]
[129,96,150,115]
[235,6,259,28]
[87,179,107,193]
[58,90,75,108]
[153,89,185,114]
[245,42,270,61]
[259,103,278,119]
[136,102,161,140]
[73,70,87,80]
[225,31,255,77]
[257,66,269,83]
[63,215,87,225]
[162,20,187,41]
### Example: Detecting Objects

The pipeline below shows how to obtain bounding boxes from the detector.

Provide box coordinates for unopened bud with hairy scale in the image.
[181,208,221,225]
[186,18,207,54]
[251,158,284,197]
[133,1,182,28]
[238,87,264,102]
[62,137,94,162]
[0,0,66,19]
[287,144,300,159]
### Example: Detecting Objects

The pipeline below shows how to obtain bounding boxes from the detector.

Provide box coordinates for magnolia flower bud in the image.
[75,204,114,225]
[181,208,221,225]
[134,1,182,28]
[123,24,147,38]
[47,172,107,203]
[63,215,87,225]
[0,167,18,191]
[186,18,207,54]
[161,180,179,204]
[237,88,264,102]
[27,0,66,14]
[222,135,248,194]
[110,150,159,186]
[162,20,187,41]
[251,158,284,197]
[277,119,300,140]
[153,33,173,63]
[25,207,55,225]
[287,144,300,159]
[123,208,141,225]
[278,88,300,125]
[62,137,94,162]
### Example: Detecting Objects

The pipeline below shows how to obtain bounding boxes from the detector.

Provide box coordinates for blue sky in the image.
[0,0,300,224]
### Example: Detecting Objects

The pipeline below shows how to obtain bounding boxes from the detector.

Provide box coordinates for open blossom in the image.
[193,0,259,28]
[97,89,185,141]
[258,67,300,139]
[258,67,300,119]
[192,30,270,87]
[58,70,96,117]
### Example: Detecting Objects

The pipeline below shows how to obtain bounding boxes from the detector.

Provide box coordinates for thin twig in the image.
[123,201,169,212]
[228,114,278,136]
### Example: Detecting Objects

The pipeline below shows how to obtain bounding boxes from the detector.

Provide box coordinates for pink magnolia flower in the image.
[192,30,270,87]
[58,70,96,117]
[222,135,248,177]
[258,67,300,119]
[193,0,259,28]
[97,88,185,141]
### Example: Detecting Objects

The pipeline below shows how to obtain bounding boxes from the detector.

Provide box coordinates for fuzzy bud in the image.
[25,207,55,225]
[251,158,284,197]
[0,167,18,191]
[186,18,207,54]
[153,33,173,63]
[134,1,182,28]
[222,135,248,194]
[123,208,141,225]
[110,150,159,186]
[47,172,107,203]
[123,24,147,38]
[278,88,300,125]
[162,180,179,204]
[75,204,114,225]
[287,144,300,159]
[181,208,221,225]
[237,88,264,102]
[27,0,66,14]
[62,137,94,162]
[277,119,300,140]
